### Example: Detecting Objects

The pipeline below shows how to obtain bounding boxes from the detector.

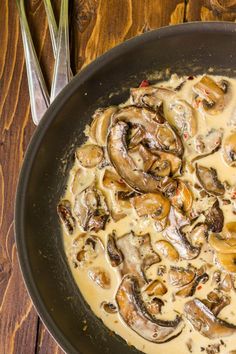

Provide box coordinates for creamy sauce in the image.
[61,75,236,354]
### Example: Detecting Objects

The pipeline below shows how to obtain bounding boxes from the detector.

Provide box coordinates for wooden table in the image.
[1,1,236,353]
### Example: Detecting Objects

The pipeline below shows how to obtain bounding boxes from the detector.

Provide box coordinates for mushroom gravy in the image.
[59,74,236,354]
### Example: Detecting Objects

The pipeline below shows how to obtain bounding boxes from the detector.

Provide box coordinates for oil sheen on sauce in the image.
[61,75,236,354]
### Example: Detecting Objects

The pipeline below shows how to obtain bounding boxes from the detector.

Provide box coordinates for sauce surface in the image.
[60,74,236,354]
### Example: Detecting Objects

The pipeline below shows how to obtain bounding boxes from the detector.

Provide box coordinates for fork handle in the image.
[43,0,58,59]
[16,0,50,125]
[50,0,71,102]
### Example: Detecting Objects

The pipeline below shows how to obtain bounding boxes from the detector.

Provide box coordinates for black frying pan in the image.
[15,22,236,354]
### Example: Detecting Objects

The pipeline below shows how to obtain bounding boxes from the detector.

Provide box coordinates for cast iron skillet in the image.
[15,22,236,354]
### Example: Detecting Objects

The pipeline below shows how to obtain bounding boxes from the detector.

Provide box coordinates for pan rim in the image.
[15,21,236,354]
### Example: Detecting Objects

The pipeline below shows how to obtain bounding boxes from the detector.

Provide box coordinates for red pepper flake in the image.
[197,285,202,290]
[232,192,236,200]
[188,76,194,80]
[183,132,189,140]
[139,79,150,88]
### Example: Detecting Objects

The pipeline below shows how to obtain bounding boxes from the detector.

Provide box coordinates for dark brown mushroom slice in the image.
[176,273,209,297]
[163,226,200,260]
[184,298,236,339]
[128,144,157,172]
[168,266,196,287]
[113,106,183,156]
[116,232,161,286]
[107,233,123,267]
[205,200,224,233]
[107,121,175,194]
[128,126,146,148]
[57,199,76,234]
[74,185,109,232]
[116,275,184,343]
[202,291,230,317]
[130,86,175,111]
[195,164,225,196]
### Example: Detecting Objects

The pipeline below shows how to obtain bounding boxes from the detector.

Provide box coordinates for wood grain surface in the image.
[0,1,235,353]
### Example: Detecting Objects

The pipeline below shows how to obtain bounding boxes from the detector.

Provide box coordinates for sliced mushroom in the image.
[155,240,179,261]
[216,252,236,273]
[74,185,109,232]
[163,225,200,260]
[205,200,224,233]
[146,298,165,316]
[168,99,197,140]
[116,190,135,208]
[150,159,171,178]
[90,106,117,146]
[101,301,118,314]
[130,86,175,111]
[107,121,176,194]
[196,165,225,196]
[184,298,236,339]
[220,274,233,292]
[88,267,111,289]
[128,126,146,148]
[176,273,209,297]
[189,223,208,246]
[193,75,225,115]
[131,193,170,220]
[168,266,196,287]
[116,275,184,343]
[193,129,222,161]
[73,235,104,267]
[76,144,104,168]
[102,168,131,192]
[57,200,76,234]
[202,291,230,316]
[107,233,123,267]
[128,144,157,172]
[171,180,193,213]
[144,279,167,296]
[224,222,236,239]
[150,150,182,176]
[116,232,161,286]
[223,133,236,167]
[113,106,183,156]
[209,233,236,254]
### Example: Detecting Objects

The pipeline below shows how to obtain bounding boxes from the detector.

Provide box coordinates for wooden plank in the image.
[186,0,236,21]
[0,0,59,353]
[36,321,65,354]
[71,0,185,73]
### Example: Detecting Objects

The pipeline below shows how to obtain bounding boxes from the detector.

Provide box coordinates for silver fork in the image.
[43,0,58,59]
[16,0,50,125]
[17,0,72,124]
[50,0,71,102]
